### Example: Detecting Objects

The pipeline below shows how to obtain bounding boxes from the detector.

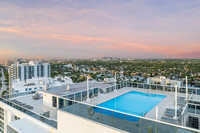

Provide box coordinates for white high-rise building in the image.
[8,61,51,93]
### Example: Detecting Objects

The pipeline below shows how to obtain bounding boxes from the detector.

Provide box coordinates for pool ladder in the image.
[140,110,148,117]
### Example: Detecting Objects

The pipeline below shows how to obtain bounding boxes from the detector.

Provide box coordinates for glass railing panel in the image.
[81,91,87,101]
[94,88,98,97]
[157,85,163,91]
[140,118,157,133]
[100,108,116,128]
[180,87,186,93]
[68,94,74,100]
[117,85,120,90]
[188,104,195,113]
[75,92,81,102]
[196,105,200,114]
[151,85,156,90]
[123,82,127,88]
[127,82,131,87]
[176,127,198,133]
[189,89,196,94]
[144,84,150,89]
[164,86,171,92]
[197,89,200,95]
[111,111,126,131]
[138,83,144,89]
[124,114,139,133]
[131,83,137,88]
[157,121,177,133]
[171,87,175,92]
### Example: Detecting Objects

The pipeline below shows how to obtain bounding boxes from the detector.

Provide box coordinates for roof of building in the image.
[8,118,50,133]
[39,81,110,96]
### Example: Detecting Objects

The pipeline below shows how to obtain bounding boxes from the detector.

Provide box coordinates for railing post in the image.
[99,108,101,122]
[124,114,126,131]
[182,113,184,126]
[196,88,197,95]
[81,91,82,102]
[112,111,113,126]
[74,93,76,101]
[139,118,141,133]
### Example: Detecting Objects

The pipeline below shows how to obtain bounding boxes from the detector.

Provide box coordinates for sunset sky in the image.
[0,0,200,59]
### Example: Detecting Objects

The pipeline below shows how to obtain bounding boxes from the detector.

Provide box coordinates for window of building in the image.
[0,107,4,121]
[0,120,4,131]
[29,88,32,91]
[52,96,57,108]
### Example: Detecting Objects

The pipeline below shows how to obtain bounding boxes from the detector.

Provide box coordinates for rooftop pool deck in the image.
[98,91,166,117]
[85,87,186,120]
[7,86,187,123]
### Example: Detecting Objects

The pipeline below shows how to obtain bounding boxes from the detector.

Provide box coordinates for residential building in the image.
[11,76,73,94]
[8,61,51,94]
[104,78,115,83]
[147,76,183,87]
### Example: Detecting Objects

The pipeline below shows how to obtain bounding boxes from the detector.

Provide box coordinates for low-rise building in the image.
[147,76,183,87]
[104,78,115,83]
[11,76,73,94]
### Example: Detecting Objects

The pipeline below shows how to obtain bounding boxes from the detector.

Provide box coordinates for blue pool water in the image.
[94,91,166,121]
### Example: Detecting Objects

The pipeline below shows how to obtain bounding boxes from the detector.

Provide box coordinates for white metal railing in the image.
[188,93,194,101]
[181,102,200,127]
[181,103,188,126]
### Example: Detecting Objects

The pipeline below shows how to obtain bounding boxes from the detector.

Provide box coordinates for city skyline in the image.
[0,0,200,59]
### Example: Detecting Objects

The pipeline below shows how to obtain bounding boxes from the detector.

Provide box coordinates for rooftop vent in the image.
[66,85,70,90]
[44,85,47,91]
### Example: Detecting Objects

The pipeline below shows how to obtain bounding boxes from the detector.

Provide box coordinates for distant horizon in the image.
[0,56,200,61]
[0,0,200,59]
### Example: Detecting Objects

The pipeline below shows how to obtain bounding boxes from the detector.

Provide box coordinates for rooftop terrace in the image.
[11,94,57,120]
[1,81,200,132]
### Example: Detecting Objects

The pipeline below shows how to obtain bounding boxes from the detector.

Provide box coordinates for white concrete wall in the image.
[58,110,122,133]
[43,92,53,108]
[7,125,18,133]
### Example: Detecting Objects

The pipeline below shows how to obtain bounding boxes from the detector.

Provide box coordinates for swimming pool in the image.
[95,91,166,121]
